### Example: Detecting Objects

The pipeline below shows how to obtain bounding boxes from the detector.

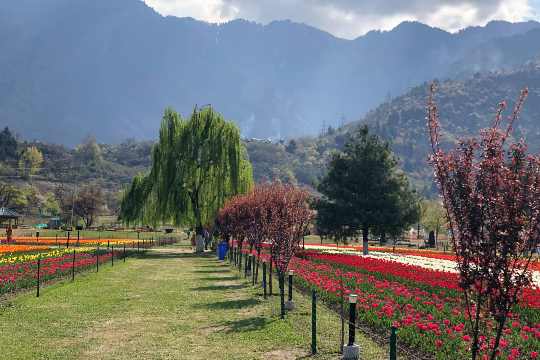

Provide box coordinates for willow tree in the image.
[120,107,253,235]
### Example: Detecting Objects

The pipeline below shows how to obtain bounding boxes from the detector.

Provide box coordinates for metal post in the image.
[262,262,267,299]
[390,326,397,360]
[67,232,70,248]
[36,258,41,298]
[77,230,80,247]
[123,244,126,262]
[252,255,256,285]
[269,260,273,295]
[111,246,114,266]
[311,290,317,355]
[96,245,99,272]
[348,294,357,346]
[71,250,76,281]
[239,250,242,271]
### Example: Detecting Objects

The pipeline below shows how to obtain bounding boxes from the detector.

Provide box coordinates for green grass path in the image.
[0,244,387,360]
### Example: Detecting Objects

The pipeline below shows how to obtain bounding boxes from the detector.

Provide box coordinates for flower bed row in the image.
[306,245,540,286]
[0,248,134,296]
[10,237,152,247]
[0,247,96,265]
[0,245,50,254]
[306,243,540,269]
[289,251,540,359]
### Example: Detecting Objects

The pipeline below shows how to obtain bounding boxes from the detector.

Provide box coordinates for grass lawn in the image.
[0,243,387,360]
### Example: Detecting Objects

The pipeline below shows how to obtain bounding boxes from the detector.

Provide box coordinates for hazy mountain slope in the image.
[1,0,540,145]
[242,60,540,194]
[2,61,540,197]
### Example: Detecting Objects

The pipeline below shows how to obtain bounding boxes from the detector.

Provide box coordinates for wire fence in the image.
[1,236,181,299]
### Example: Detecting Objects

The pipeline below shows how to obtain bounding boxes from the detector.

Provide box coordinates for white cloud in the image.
[143,0,538,39]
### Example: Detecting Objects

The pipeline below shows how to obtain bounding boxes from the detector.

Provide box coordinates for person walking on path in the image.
[6,224,13,243]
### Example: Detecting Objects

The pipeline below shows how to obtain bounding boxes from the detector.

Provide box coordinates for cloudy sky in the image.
[143,0,540,39]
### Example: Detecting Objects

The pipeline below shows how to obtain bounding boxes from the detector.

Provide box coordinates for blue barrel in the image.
[218,242,228,260]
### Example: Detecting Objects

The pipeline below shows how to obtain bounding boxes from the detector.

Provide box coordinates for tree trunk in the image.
[489,318,507,360]
[255,249,261,283]
[191,194,203,237]
[279,271,285,319]
[435,218,440,248]
[471,293,483,360]
[379,231,386,246]
[244,251,249,277]
[362,226,369,255]
[238,245,243,271]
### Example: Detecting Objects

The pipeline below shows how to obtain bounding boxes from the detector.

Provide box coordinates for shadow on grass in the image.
[199,276,239,282]
[192,284,246,291]
[193,268,231,274]
[196,298,260,310]
[197,264,233,269]
[142,252,213,260]
[221,316,272,333]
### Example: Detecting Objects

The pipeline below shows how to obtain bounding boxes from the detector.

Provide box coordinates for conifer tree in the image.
[317,125,419,254]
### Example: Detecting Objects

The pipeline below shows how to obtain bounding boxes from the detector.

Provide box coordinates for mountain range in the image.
[2,0,540,145]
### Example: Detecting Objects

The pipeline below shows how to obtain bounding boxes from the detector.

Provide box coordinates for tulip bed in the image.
[0,247,94,265]
[0,245,50,254]
[0,248,127,296]
[306,243,540,274]
[11,237,149,247]
[289,250,540,360]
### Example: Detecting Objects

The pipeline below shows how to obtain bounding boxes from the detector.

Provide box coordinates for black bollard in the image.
[390,326,397,360]
[288,270,294,302]
[348,294,357,346]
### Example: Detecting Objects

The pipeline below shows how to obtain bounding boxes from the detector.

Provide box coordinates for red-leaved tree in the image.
[218,182,312,318]
[267,183,313,319]
[428,84,540,360]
